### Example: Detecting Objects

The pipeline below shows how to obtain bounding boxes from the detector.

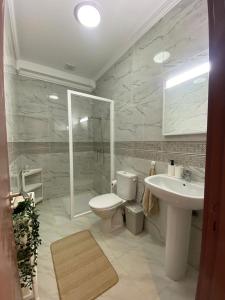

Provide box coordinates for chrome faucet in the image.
[183,169,192,182]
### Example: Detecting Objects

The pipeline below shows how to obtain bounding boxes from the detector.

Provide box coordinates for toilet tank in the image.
[116,171,137,200]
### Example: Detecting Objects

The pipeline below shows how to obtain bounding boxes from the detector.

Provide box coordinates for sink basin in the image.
[144,174,205,281]
[144,174,204,210]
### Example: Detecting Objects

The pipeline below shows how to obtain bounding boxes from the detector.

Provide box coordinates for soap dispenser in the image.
[168,160,175,176]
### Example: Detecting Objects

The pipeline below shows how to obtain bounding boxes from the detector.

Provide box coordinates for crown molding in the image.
[6,0,95,92]
[17,60,96,92]
[6,0,20,60]
[94,0,182,81]
[6,0,181,89]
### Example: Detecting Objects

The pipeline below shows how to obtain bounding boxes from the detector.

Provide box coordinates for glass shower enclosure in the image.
[67,90,114,218]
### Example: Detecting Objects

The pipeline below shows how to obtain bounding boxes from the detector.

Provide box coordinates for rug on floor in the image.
[51,230,119,300]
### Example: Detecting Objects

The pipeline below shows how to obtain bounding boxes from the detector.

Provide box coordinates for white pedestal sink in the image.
[145,174,204,281]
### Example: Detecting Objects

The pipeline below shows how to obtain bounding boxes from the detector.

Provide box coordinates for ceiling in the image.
[10,0,180,89]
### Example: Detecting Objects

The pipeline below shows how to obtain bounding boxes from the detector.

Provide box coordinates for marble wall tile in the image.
[48,97,68,143]
[20,151,70,200]
[20,116,51,142]
[21,153,52,197]
[9,141,112,200]
[11,74,112,200]
[95,0,208,270]
[71,96,95,142]
[4,73,19,142]
[15,76,69,143]
[94,153,111,194]
[16,77,49,119]
[96,0,208,144]
[92,102,111,143]
[92,101,111,193]
[95,68,117,100]
[161,0,208,76]
[16,143,98,199]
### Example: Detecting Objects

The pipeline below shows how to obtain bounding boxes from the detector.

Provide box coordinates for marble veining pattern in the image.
[95,0,208,271]
[95,0,208,143]
[7,75,112,200]
[4,0,207,286]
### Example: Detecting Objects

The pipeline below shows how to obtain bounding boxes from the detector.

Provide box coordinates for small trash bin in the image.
[125,202,144,235]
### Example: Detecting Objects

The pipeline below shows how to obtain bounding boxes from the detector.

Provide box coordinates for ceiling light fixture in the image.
[166,62,210,89]
[49,94,59,100]
[74,2,101,28]
[153,51,170,63]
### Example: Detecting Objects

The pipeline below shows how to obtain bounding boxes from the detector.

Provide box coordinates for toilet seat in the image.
[89,193,124,210]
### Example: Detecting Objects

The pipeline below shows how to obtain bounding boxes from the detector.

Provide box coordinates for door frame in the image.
[0,0,21,299]
[196,0,225,299]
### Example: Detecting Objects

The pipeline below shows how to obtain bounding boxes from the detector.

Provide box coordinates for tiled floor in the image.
[37,198,198,300]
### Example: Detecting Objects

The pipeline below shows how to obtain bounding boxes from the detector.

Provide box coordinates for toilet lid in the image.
[89,193,123,210]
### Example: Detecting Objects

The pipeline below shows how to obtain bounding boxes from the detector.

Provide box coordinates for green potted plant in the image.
[12,194,41,290]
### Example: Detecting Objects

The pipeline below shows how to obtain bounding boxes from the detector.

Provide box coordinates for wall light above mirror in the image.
[166,62,210,89]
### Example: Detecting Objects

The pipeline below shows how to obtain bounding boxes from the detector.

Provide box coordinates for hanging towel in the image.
[142,161,159,216]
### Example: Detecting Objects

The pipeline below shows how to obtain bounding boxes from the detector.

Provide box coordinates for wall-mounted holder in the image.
[22,168,43,204]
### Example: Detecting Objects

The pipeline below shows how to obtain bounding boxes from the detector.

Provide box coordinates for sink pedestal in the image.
[144,174,204,280]
[165,205,192,281]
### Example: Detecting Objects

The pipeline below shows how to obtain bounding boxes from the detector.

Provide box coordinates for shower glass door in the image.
[67,90,114,218]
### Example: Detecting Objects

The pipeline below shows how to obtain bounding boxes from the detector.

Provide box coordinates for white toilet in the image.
[89,171,137,232]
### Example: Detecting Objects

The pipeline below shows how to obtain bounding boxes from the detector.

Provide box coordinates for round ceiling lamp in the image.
[74,2,101,28]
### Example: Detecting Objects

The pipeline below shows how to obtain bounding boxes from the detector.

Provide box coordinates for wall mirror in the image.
[163,50,209,136]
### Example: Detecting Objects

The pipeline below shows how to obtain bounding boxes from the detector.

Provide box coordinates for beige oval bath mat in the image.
[50,230,119,300]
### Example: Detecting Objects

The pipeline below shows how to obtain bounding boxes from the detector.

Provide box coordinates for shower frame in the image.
[67,90,114,219]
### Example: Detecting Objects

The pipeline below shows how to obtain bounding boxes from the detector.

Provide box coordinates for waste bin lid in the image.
[126,204,143,214]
